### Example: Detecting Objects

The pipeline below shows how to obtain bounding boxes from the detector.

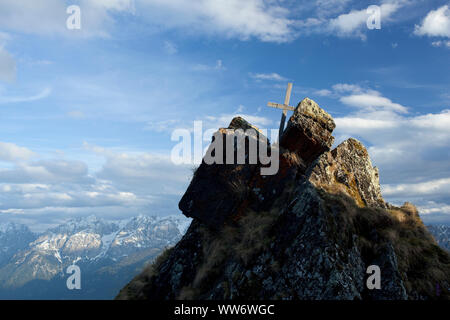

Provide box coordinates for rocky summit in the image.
[117,98,450,300]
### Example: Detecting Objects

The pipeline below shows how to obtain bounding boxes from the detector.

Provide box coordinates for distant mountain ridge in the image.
[428,225,450,252]
[0,214,191,299]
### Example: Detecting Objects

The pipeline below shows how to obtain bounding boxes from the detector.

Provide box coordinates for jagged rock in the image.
[309,138,386,209]
[179,117,267,229]
[281,98,335,164]
[118,98,450,301]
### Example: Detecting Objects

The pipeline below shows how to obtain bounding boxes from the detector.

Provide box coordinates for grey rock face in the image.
[118,98,450,301]
[178,117,267,229]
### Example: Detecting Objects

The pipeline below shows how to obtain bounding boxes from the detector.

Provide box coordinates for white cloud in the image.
[0,0,135,37]
[0,141,192,226]
[0,0,412,44]
[340,92,408,114]
[410,110,450,131]
[0,142,36,162]
[84,142,191,194]
[136,0,294,42]
[328,2,401,39]
[314,89,332,97]
[318,84,450,216]
[318,83,408,114]
[335,117,396,130]
[250,72,288,82]
[332,83,364,93]
[315,0,352,18]
[333,102,450,221]
[418,202,450,216]
[383,177,450,198]
[0,159,91,184]
[0,87,52,104]
[414,5,450,38]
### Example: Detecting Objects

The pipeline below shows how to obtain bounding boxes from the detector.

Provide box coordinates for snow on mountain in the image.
[0,214,192,297]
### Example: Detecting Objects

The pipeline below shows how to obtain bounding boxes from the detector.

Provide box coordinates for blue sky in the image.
[0,0,449,231]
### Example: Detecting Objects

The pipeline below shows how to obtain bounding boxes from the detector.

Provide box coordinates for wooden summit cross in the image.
[267,83,294,141]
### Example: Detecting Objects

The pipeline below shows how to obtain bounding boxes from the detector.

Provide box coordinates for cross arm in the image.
[267,102,295,111]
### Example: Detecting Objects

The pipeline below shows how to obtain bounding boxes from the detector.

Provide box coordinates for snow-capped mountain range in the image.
[0,214,191,299]
[0,216,446,300]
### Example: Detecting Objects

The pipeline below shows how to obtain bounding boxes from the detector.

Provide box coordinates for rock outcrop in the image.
[117,98,450,300]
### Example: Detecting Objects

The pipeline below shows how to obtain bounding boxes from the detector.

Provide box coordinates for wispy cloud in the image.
[0,87,52,104]
[249,72,288,82]
[192,59,226,71]
[431,40,450,48]
[136,0,294,43]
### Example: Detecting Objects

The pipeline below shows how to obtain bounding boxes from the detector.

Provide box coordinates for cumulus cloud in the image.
[0,159,92,184]
[318,83,409,114]
[0,0,414,43]
[383,177,450,198]
[340,93,408,114]
[328,1,402,39]
[0,142,36,162]
[83,142,191,195]
[414,5,450,38]
[0,141,192,228]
